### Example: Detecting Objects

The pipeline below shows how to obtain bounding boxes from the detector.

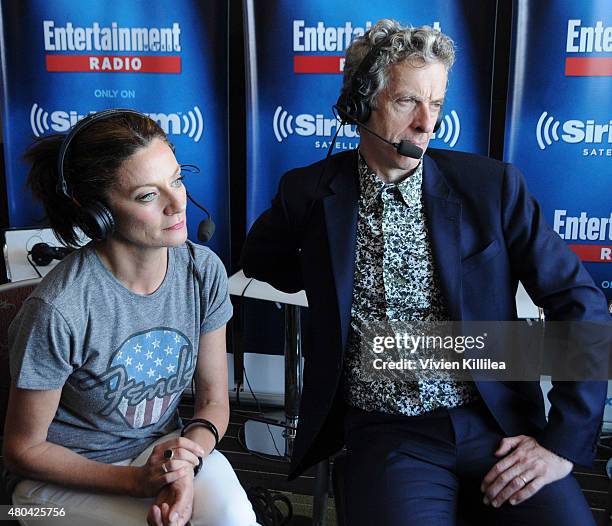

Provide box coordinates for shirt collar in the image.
[358,151,423,209]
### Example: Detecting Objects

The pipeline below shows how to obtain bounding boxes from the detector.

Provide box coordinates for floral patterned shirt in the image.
[343,153,479,415]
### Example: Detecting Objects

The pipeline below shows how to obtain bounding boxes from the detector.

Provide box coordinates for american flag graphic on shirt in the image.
[107,328,193,429]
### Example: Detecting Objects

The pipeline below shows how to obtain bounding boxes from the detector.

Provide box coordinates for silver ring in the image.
[162,462,169,474]
[519,475,528,486]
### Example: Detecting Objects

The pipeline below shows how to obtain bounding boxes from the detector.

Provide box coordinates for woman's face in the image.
[106,137,188,249]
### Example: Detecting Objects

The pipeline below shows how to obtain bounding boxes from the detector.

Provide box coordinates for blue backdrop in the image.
[0,0,230,263]
[504,0,612,300]
[244,0,498,227]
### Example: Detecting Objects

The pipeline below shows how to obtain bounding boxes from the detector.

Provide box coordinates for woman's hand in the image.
[147,474,194,526]
[131,437,204,498]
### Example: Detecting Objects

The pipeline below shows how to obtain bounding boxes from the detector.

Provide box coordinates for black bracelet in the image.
[193,456,203,476]
[181,418,220,450]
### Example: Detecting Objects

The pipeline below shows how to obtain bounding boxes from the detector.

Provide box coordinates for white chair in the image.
[0,278,42,436]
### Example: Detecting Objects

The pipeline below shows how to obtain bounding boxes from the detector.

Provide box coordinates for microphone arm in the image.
[181,165,216,243]
[186,192,216,243]
[186,192,212,218]
[333,105,424,160]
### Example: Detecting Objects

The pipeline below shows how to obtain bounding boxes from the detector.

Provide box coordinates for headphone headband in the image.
[354,32,395,85]
[55,108,148,241]
[338,30,444,133]
[56,108,146,198]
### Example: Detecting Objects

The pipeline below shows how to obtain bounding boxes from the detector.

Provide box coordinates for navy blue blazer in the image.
[242,148,610,479]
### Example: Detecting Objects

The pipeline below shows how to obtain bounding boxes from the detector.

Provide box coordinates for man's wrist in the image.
[551,449,574,467]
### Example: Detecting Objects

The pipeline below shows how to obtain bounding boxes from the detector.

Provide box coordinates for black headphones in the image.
[56,108,215,243]
[56,108,145,241]
[336,32,443,133]
[29,242,74,266]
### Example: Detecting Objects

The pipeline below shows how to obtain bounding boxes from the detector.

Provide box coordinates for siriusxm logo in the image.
[273,105,461,147]
[432,110,460,147]
[29,103,204,142]
[273,106,358,142]
[536,111,612,150]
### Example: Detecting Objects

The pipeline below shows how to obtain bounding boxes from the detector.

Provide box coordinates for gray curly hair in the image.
[341,19,455,109]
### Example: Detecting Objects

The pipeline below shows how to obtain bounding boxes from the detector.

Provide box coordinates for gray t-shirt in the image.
[9,241,232,463]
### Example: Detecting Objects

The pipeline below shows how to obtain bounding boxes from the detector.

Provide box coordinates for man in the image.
[242,19,610,525]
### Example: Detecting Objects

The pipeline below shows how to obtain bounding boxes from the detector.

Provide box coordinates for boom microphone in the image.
[334,104,424,160]
[180,164,216,244]
[186,192,216,243]
[197,217,216,244]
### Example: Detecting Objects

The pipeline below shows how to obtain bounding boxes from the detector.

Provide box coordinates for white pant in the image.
[12,433,259,526]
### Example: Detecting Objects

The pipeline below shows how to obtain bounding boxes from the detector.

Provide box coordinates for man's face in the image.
[362,59,448,174]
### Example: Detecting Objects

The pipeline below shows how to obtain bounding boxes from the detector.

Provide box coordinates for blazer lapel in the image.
[422,155,463,320]
[321,152,463,349]
[323,153,359,352]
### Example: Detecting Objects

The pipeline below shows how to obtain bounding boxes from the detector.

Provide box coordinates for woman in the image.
[4,109,258,526]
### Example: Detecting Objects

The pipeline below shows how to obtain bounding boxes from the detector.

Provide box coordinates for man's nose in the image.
[413,103,436,133]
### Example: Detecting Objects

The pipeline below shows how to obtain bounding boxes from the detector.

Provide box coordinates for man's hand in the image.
[147,474,194,526]
[481,435,573,507]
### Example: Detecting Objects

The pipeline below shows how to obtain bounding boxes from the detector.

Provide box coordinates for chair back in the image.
[0,278,41,435]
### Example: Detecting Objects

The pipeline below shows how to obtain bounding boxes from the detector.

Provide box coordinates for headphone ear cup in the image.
[336,90,370,125]
[30,243,53,266]
[351,72,371,124]
[78,201,115,241]
[433,113,443,134]
[336,93,357,125]
[356,98,371,124]
[337,71,372,125]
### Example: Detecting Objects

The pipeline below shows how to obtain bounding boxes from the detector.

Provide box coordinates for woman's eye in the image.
[138,192,156,202]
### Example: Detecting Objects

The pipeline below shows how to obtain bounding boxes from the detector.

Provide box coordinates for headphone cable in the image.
[233,280,286,460]
[26,254,43,278]
[302,123,344,233]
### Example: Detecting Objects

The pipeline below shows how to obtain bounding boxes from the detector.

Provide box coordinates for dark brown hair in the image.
[24,112,171,247]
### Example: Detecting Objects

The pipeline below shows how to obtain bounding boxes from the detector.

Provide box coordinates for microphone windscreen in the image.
[197,218,216,243]
[397,141,424,159]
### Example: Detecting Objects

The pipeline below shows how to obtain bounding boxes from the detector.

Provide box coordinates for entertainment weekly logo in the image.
[29,103,204,142]
[565,20,612,76]
[553,209,612,264]
[292,19,441,74]
[42,20,182,73]
[272,105,461,147]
